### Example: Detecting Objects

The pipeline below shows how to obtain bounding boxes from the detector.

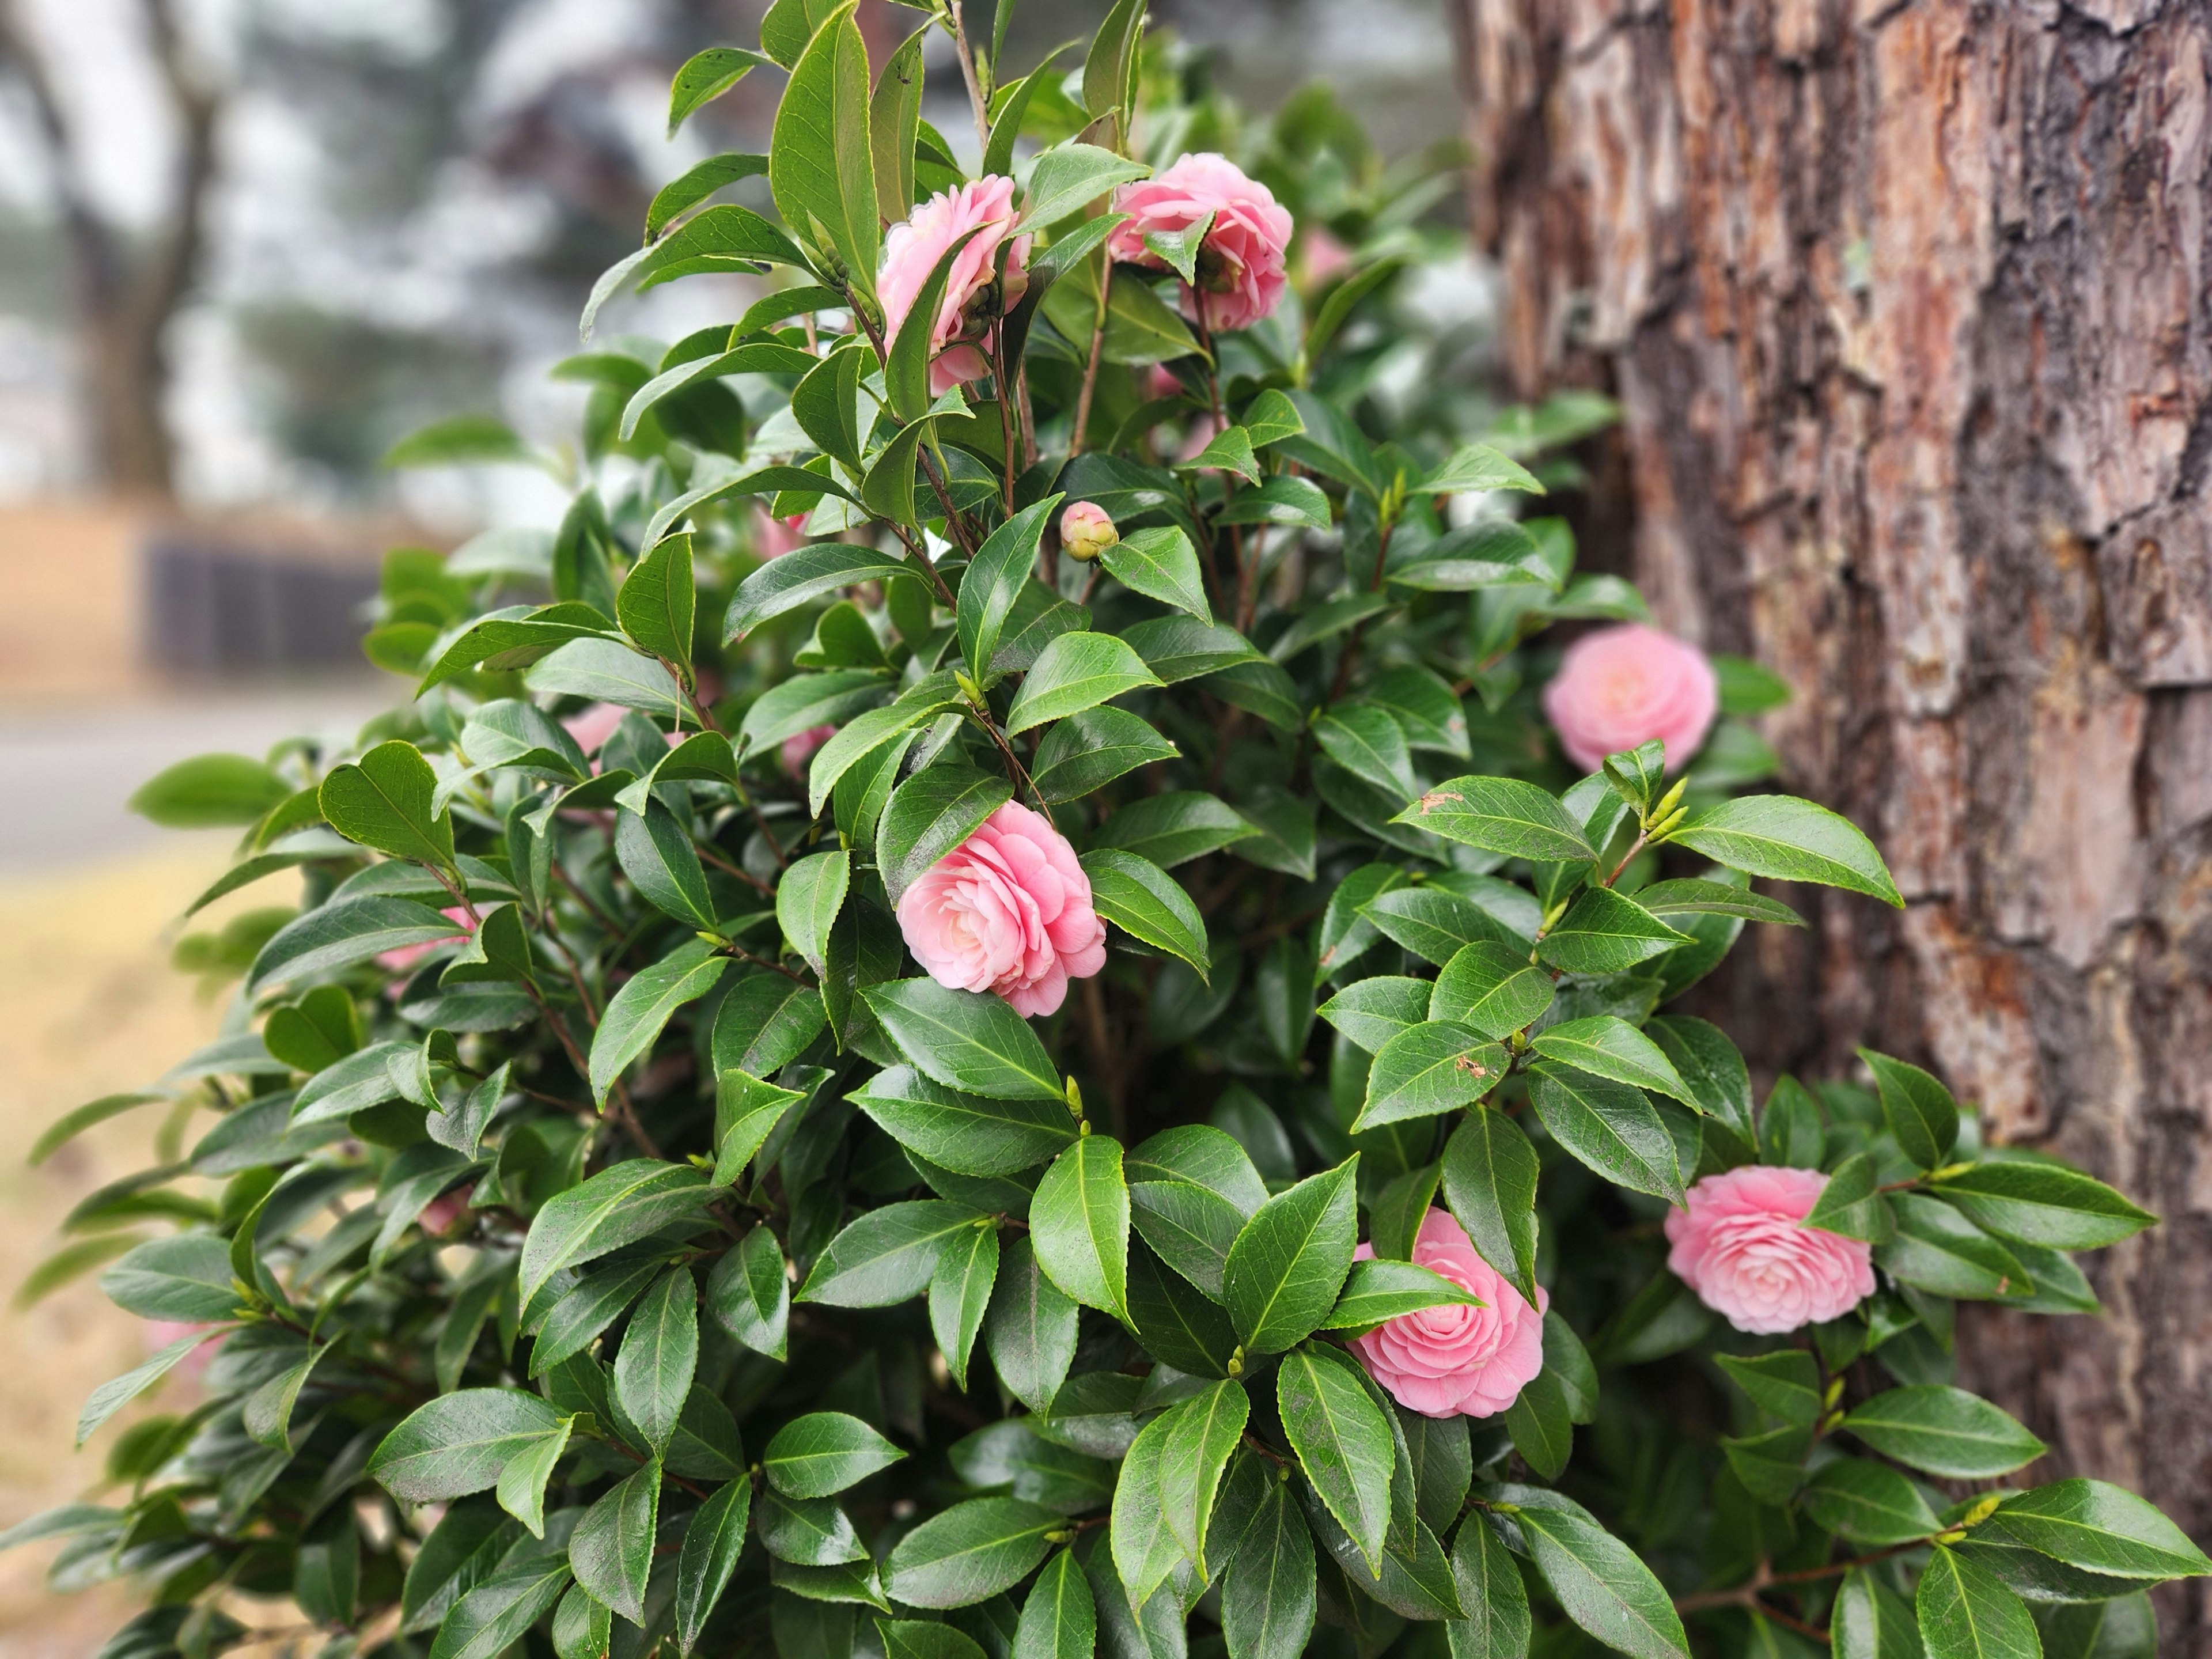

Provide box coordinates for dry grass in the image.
[0,843,287,1657]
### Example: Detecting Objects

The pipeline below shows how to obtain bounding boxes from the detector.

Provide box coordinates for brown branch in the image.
[1071,260,1113,455]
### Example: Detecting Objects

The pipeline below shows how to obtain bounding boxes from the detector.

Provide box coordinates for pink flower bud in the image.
[1665,1166,1876,1334]
[1347,1209,1548,1419]
[755,509,810,560]
[895,802,1107,1018]
[1059,501,1118,562]
[1541,623,1718,774]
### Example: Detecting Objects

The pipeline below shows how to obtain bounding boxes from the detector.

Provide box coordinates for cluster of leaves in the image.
[10,5,2205,1659]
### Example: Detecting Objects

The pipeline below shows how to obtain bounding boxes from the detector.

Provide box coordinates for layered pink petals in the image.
[895,801,1106,1018]
[1109,153,1294,334]
[879,175,1032,398]
[1541,623,1719,773]
[1665,1165,1876,1335]
[1349,1208,1548,1419]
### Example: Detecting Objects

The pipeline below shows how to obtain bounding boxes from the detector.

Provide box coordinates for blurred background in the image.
[0,1,1466,1650]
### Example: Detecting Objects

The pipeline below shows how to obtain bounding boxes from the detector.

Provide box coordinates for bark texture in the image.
[1453,0,2212,1637]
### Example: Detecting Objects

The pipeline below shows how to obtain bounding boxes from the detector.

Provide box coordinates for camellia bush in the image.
[12,5,2208,1659]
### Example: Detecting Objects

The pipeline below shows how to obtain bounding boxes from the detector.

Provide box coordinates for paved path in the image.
[0,682,392,875]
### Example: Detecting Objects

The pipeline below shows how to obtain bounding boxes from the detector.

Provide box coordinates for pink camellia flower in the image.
[1109,153,1294,334]
[377,906,475,974]
[755,508,810,560]
[1665,1165,1877,1335]
[879,175,1032,397]
[1301,226,1354,288]
[895,801,1106,1018]
[782,723,836,777]
[562,701,627,755]
[1349,1208,1548,1419]
[418,1189,472,1238]
[1059,501,1118,562]
[1541,622,1719,773]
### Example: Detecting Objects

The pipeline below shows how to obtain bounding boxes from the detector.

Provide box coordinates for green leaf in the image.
[75,1328,229,1446]
[1801,1459,1942,1546]
[1488,1484,1690,1659]
[368,1389,569,1502]
[1669,794,1903,906]
[1126,1177,1250,1301]
[1536,887,1689,975]
[432,1555,575,1659]
[798,1200,984,1307]
[1441,1111,1540,1304]
[528,1260,659,1378]
[863,978,1063,1100]
[615,798,717,930]
[1361,887,1520,967]
[675,1478,751,1654]
[1218,1482,1315,1658]
[1878,1194,2037,1302]
[1528,1017,1696,1105]
[878,1620,988,1659]
[758,1490,867,1566]
[766,1412,907,1498]
[887,224,988,424]
[987,1238,1080,1412]
[1277,1342,1393,1577]
[571,1463,658,1623]
[1860,1049,1959,1171]
[1799,1150,1895,1243]
[1158,1378,1249,1571]
[1079,849,1209,976]
[1715,1350,1821,1425]
[320,740,455,869]
[931,1222,1000,1389]
[1031,1135,1131,1321]
[1843,1386,2048,1479]
[612,1266,696,1456]
[1356,1022,1507,1132]
[128,753,291,827]
[1396,776,1595,862]
[1918,1545,2041,1659]
[1424,943,1550,1041]
[1322,1258,1480,1331]
[1527,1065,1684,1205]
[1448,1513,1532,1659]
[1503,1369,1574,1480]
[644,150,770,240]
[100,1236,238,1323]
[1217,474,1334,531]
[852,1065,1078,1176]
[588,940,729,1105]
[1099,525,1210,621]
[1834,1567,1925,1659]
[1316,705,1419,802]
[712,975,828,1087]
[519,1160,713,1309]
[616,532,696,680]
[1127,1239,1240,1374]
[1014,1548,1096,1659]
[1318,975,1431,1055]
[725,543,912,642]
[1986,1479,2212,1580]
[1004,631,1164,734]
[1225,1158,1358,1355]
[667,45,770,134]
[492,1415,573,1540]
[1020,142,1150,230]
[1422,442,1544,496]
[869,24,925,215]
[768,1,878,296]
[960,497,1061,681]
[1635,876,1805,927]
[705,1224,789,1360]
[1929,1162,2154,1249]
[525,637,684,717]
[775,849,851,978]
[880,768,1012,905]
[884,1497,1062,1609]
[1088,789,1255,867]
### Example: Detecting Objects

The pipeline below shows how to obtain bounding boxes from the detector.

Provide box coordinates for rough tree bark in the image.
[1452,0,2212,1639]
[0,0,218,497]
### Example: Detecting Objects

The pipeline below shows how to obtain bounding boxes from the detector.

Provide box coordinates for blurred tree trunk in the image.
[1452,0,2212,1633]
[0,0,218,497]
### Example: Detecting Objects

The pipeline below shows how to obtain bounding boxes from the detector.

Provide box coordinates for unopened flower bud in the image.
[1060,501,1118,562]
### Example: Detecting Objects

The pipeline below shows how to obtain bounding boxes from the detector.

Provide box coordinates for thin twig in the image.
[1071,260,1113,454]
[945,1,992,151]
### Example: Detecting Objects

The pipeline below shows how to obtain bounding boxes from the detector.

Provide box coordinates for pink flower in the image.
[1541,623,1719,773]
[143,1321,225,1387]
[419,1190,472,1237]
[1665,1165,1876,1335]
[879,175,1032,398]
[1301,227,1354,289]
[895,801,1106,1018]
[563,702,627,755]
[1349,1208,1548,1419]
[782,723,836,777]
[755,509,810,560]
[1109,153,1294,334]
[377,906,475,974]
[1059,501,1118,562]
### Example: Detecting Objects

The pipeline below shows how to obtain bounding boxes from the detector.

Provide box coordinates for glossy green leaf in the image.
[1441,1110,1541,1306]
[1356,1021,1507,1132]
[1005,631,1164,735]
[1843,1387,2048,1479]
[1080,849,1209,976]
[768,1,878,296]
[1669,795,1903,907]
[1277,1342,1393,1577]
[1225,1157,1358,1354]
[1527,1065,1684,1205]
[1031,1134,1130,1321]
[588,940,729,1105]
[1918,1545,2040,1659]
[884,1497,1062,1609]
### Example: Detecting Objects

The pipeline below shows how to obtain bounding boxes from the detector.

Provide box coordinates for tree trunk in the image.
[1453,0,2212,1639]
